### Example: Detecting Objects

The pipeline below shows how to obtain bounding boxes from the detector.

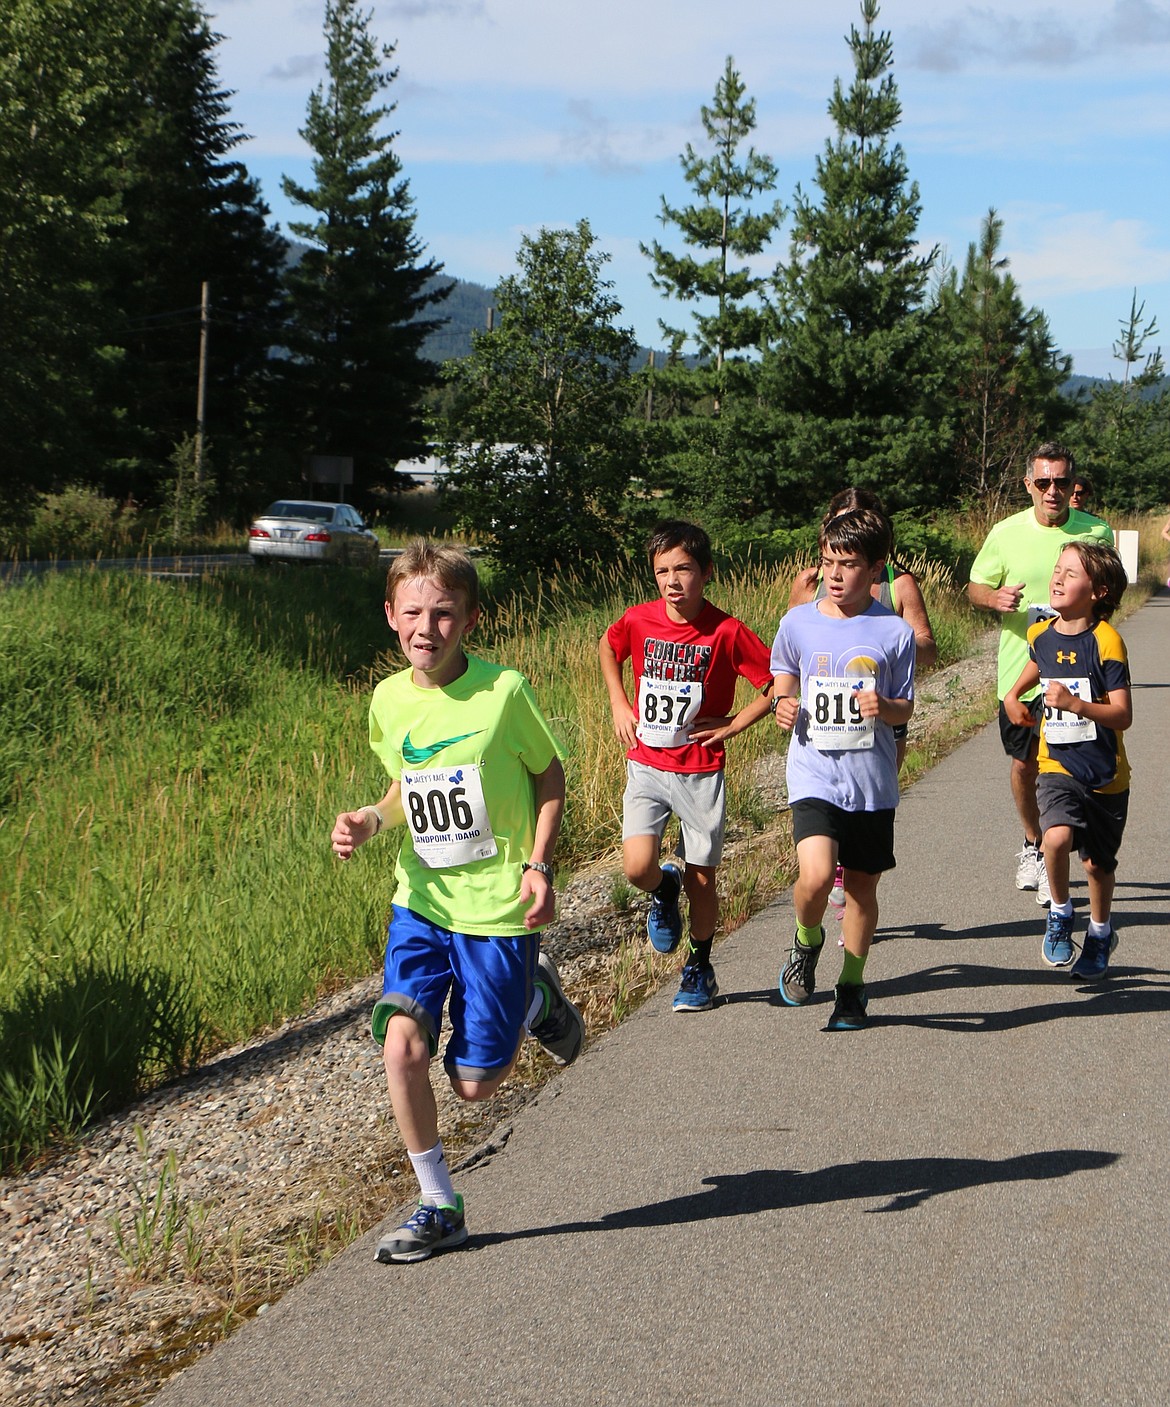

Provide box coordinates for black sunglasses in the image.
[1031,477,1072,492]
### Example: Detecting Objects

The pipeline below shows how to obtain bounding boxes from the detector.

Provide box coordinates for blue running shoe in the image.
[375,1196,467,1263]
[779,931,823,1006]
[647,862,683,953]
[826,982,868,1031]
[1070,927,1118,981]
[672,962,718,1012]
[1042,909,1076,967]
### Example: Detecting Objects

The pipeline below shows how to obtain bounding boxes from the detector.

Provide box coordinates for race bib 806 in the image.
[401,763,497,868]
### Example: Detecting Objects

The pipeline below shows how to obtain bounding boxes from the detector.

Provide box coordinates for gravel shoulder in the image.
[0,632,999,1407]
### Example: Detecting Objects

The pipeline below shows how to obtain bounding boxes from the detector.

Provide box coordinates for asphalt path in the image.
[154,593,1170,1407]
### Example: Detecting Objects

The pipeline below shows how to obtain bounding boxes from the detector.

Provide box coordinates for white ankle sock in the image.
[1051,899,1074,919]
[409,1140,456,1207]
[1088,918,1113,939]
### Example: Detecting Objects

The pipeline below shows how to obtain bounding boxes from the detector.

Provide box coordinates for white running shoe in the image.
[1014,843,1041,891]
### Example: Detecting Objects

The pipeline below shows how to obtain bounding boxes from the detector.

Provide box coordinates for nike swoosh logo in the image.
[402,730,484,765]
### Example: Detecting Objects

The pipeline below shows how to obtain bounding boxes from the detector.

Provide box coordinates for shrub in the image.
[15,485,139,559]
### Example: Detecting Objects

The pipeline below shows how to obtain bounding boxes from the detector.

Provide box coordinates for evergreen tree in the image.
[641,57,784,412]
[760,0,946,521]
[937,208,1071,502]
[440,221,639,575]
[1070,292,1170,511]
[0,0,138,520]
[0,0,287,521]
[98,0,287,512]
[280,0,448,500]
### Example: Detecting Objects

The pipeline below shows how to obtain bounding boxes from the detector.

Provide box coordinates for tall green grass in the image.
[0,546,985,1168]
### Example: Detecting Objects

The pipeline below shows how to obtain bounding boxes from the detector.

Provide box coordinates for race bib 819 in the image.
[804,675,875,751]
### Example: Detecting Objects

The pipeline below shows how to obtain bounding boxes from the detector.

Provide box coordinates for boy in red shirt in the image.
[599,521,774,1011]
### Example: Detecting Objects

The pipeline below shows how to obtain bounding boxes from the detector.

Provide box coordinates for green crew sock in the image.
[839,949,867,986]
[686,935,714,968]
[796,921,824,949]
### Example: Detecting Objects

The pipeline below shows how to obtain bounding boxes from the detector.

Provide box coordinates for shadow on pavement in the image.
[467,1148,1119,1248]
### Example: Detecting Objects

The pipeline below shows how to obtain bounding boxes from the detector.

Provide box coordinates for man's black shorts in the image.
[791,798,896,874]
[998,698,1041,762]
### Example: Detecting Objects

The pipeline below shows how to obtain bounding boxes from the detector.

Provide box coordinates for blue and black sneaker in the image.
[826,982,869,1031]
[672,962,718,1013]
[647,863,683,953]
[1070,927,1118,981]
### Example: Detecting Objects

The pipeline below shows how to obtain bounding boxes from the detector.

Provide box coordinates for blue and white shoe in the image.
[1070,927,1118,981]
[1041,909,1076,967]
[375,1196,467,1263]
[647,863,683,953]
[672,962,718,1012]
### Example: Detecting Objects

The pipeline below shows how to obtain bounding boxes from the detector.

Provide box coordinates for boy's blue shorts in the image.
[371,905,539,1083]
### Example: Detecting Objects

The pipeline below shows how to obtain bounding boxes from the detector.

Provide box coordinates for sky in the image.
[209,0,1170,378]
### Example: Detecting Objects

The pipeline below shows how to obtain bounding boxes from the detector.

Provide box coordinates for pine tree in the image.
[1070,292,1170,511]
[0,0,287,519]
[761,0,945,520]
[938,209,1071,502]
[99,0,287,511]
[280,0,448,497]
[0,0,142,518]
[641,57,784,412]
[440,221,639,575]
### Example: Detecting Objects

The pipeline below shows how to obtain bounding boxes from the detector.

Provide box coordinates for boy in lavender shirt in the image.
[770,507,916,1030]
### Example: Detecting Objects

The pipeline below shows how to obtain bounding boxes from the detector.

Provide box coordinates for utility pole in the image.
[195,281,210,490]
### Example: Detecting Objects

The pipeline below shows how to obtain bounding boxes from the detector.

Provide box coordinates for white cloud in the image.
[1004,207,1170,295]
[904,0,1170,73]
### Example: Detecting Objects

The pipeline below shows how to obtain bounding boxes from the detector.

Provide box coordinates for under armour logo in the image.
[1055,650,1076,665]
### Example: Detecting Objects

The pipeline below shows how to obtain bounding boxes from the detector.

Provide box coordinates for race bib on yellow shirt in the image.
[401,763,498,868]
[636,675,703,749]
[805,675,875,751]
[1040,677,1097,745]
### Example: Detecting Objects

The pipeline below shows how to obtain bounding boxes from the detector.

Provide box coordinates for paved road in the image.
[155,595,1170,1407]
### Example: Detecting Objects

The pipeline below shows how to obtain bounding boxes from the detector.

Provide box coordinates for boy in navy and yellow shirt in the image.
[1004,541,1132,980]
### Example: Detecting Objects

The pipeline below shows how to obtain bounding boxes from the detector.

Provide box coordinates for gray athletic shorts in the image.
[622,760,726,868]
[1037,772,1128,873]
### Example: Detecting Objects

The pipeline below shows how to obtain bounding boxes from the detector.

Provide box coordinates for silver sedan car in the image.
[248,500,381,568]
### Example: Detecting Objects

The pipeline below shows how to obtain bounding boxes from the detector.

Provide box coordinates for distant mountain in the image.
[418,276,495,361]
[1061,371,1169,401]
[416,275,671,366]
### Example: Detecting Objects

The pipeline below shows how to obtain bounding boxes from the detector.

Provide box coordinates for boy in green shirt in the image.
[331,541,583,1262]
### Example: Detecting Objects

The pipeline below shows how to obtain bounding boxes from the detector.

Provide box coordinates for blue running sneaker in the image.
[375,1196,467,1263]
[647,863,683,953]
[826,982,868,1031]
[672,962,718,1012]
[779,931,824,1006]
[1042,909,1076,967]
[1070,927,1118,981]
